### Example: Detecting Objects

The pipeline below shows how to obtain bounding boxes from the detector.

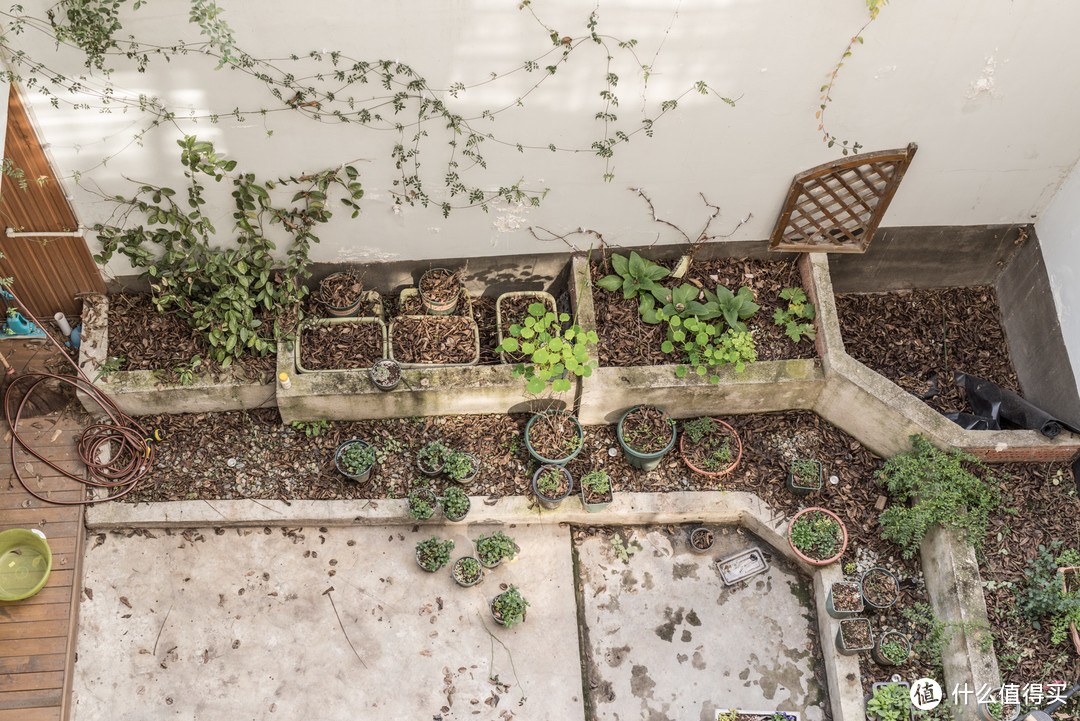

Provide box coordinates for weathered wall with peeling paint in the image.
[6,0,1080,281]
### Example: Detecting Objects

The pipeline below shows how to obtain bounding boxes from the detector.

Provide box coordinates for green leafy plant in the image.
[442,451,477,482]
[497,308,598,394]
[407,489,436,520]
[339,442,377,476]
[596,251,669,307]
[682,417,714,444]
[475,531,517,566]
[790,459,821,485]
[417,441,447,472]
[789,511,842,560]
[441,486,470,519]
[866,682,910,721]
[453,556,482,584]
[610,531,639,563]
[170,356,202,385]
[876,435,1000,559]
[639,283,720,324]
[844,561,858,575]
[772,287,817,343]
[902,601,993,669]
[709,284,760,332]
[535,467,566,497]
[580,470,611,495]
[94,356,126,382]
[1017,542,1080,644]
[291,420,330,437]
[492,585,529,627]
[415,536,454,572]
[95,136,365,367]
[878,634,910,664]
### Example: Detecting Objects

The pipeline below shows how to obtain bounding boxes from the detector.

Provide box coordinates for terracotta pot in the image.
[678,418,743,478]
[787,506,848,566]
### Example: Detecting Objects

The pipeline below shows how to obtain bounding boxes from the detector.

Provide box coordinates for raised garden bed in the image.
[297,318,386,372]
[78,293,276,416]
[389,315,479,367]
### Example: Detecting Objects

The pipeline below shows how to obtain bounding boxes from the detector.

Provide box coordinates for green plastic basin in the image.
[0,528,52,601]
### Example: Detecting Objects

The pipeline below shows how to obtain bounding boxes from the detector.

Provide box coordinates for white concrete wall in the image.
[5,0,1080,280]
[1035,160,1080,393]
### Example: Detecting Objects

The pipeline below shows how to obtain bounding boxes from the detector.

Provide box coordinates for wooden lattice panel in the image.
[769,143,918,253]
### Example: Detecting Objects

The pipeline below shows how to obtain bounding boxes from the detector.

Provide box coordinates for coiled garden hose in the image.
[3,288,155,505]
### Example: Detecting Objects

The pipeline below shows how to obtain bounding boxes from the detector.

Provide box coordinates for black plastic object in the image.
[946,372,1074,438]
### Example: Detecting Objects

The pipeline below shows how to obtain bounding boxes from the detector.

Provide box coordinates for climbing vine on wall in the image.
[0,1,736,216]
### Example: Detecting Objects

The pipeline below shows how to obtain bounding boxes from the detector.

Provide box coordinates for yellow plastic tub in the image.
[0,528,52,601]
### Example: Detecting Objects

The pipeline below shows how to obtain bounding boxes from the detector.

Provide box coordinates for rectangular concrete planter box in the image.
[569,254,826,425]
[77,294,276,417]
[295,316,388,374]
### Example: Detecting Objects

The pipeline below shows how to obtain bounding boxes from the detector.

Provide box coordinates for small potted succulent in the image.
[370,358,402,391]
[826,580,864,619]
[441,486,471,522]
[977,700,1020,721]
[872,631,911,666]
[416,441,447,476]
[836,617,874,655]
[866,681,911,721]
[443,450,480,484]
[861,567,900,610]
[415,536,454,572]
[579,470,613,513]
[474,531,518,569]
[451,556,483,587]
[490,585,529,627]
[689,527,715,554]
[407,488,438,520]
[334,439,377,482]
[786,458,823,495]
[617,405,677,471]
[532,464,573,510]
[787,507,847,566]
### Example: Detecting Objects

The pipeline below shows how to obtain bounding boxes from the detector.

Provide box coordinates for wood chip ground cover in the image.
[590,256,818,367]
[123,407,1078,709]
[835,287,1020,415]
[299,321,383,370]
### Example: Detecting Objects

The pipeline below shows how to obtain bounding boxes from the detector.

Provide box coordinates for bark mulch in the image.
[389,315,477,365]
[317,272,366,310]
[590,256,818,367]
[106,293,275,383]
[835,287,1021,416]
[298,321,384,370]
[124,406,1078,708]
[419,268,461,304]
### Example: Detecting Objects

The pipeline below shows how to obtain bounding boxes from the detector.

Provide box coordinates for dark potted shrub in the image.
[407,489,437,520]
[443,450,480,484]
[490,585,529,627]
[418,267,462,315]
[580,470,613,513]
[861,567,900,610]
[866,681,911,721]
[679,417,742,478]
[786,458,823,495]
[524,410,584,466]
[826,581,863,619]
[474,531,518,569]
[415,536,454,572]
[441,486,471,522]
[334,440,377,482]
[617,405,676,471]
[451,556,483,587]
[871,631,911,666]
[369,358,402,391]
[787,507,847,566]
[416,441,447,476]
[532,464,573,510]
[689,527,714,553]
[835,617,873,655]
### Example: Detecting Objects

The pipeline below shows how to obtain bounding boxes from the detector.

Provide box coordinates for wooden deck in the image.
[0,338,87,721]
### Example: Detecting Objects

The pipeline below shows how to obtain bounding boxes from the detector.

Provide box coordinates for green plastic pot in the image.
[617,405,676,471]
[532,464,573,510]
[871,630,911,666]
[860,567,900,610]
[524,410,584,467]
[0,528,52,601]
[786,458,823,495]
[825,581,864,619]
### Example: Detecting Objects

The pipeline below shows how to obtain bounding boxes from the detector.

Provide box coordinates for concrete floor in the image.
[576,525,827,721]
[72,523,584,721]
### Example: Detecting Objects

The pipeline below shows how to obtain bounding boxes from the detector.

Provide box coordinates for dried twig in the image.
[323,587,368,668]
[152,604,173,656]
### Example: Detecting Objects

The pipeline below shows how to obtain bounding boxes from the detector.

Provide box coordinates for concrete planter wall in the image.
[76,294,276,417]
